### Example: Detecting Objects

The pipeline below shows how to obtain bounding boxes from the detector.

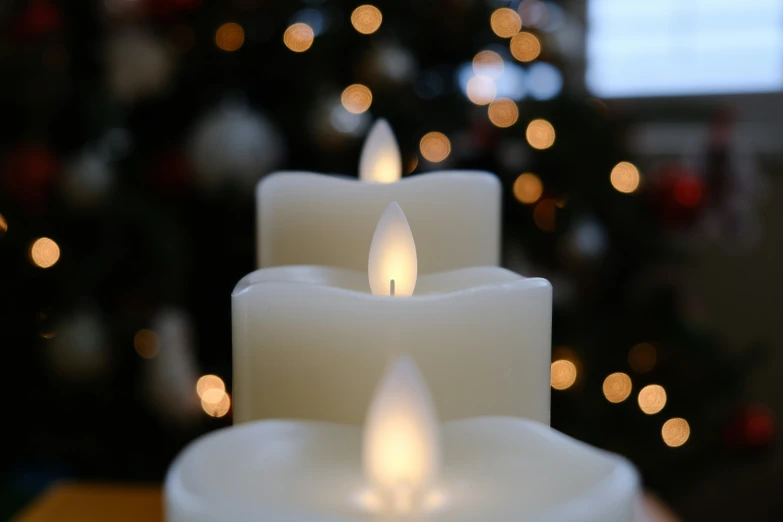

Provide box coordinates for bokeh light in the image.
[533,198,556,232]
[674,177,703,207]
[639,385,667,415]
[30,237,60,268]
[510,32,541,62]
[215,22,244,52]
[0,213,6,237]
[284,23,315,52]
[405,155,418,175]
[603,372,632,403]
[610,161,641,194]
[662,418,690,447]
[491,8,522,38]
[419,132,451,163]
[551,360,577,390]
[202,391,231,418]
[341,84,373,114]
[351,5,383,35]
[196,374,225,399]
[466,76,497,105]
[513,173,543,204]
[134,329,160,359]
[628,342,657,373]
[527,62,563,100]
[472,50,504,79]
[526,119,555,150]
[488,98,519,128]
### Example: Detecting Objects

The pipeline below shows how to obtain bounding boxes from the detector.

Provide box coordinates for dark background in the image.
[1,0,782,520]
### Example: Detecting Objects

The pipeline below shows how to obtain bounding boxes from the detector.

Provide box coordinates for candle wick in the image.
[390,279,395,297]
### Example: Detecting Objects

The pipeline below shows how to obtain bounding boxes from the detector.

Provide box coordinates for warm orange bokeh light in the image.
[610,162,641,194]
[639,385,667,414]
[526,119,556,150]
[202,391,231,417]
[662,418,690,447]
[419,132,451,163]
[30,237,60,268]
[196,374,225,399]
[551,360,577,390]
[533,198,556,232]
[628,342,657,373]
[513,173,543,204]
[284,23,315,52]
[134,329,160,359]
[341,84,373,114]
[491,8,522,38]
[603,372,633,403]
[488,98,519,128]
[0,212,7,236]
[466,76,497,105]
[472,50,504,79]
[351,5,383,35]
[510,32,541,62]
[405,155,419,175]
[215,22,245,52]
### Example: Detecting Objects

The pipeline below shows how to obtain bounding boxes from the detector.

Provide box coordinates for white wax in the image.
[255,172,500,273]
[165,418,643,522]
[232,266,552,425]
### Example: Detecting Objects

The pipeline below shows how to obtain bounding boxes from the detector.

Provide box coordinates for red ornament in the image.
[723,405,776,449]
[14,1,63,41]
[1,144,59,214]
[649,163,707,227]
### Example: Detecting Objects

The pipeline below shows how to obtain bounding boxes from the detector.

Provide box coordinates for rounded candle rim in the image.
[165,417,639,522]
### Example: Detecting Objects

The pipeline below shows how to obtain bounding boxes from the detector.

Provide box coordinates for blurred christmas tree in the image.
[0,0,774,518]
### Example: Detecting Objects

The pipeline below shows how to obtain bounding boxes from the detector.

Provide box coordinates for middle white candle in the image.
[233,203,552,426]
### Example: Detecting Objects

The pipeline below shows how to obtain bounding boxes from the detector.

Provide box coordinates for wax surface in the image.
[256,172,500,273]
[165,418,642,522]
[232,266,552,425]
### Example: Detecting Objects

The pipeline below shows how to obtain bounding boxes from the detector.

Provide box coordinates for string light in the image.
[488,98,518,127]
[638,385,667,415]
[628,342,656,373]
[610,162,641,194]
[662,418,690,447]
[472,50,504,79]
[526,119,555,150]
[491,8,522,38]
[202,391,231,417]
[197,374,225,399]
[30,237,60,268]
[533,198,556,232]
[550,360,577,390]
[341,84,373,114]
[419,132,451,163]
[466,76,497,105]
[513,173,543,204]
[215,22,245,52]
[134,329,160,359]
[603,372,632,403]
[284,23,315,52]
[510,32,541,62]
[0,212,6,237]
[351,5,383,35]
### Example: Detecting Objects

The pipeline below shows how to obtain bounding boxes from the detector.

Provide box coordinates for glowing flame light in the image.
[360,119,402,183]
[368,202,417,296]
[363,354,440,514]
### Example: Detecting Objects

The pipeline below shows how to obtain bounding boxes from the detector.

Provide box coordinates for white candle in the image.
[166,356,643,522]
[233,203,552,425]
[256,120,500,273]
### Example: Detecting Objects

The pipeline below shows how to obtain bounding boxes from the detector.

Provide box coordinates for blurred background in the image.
[1,0,782,520]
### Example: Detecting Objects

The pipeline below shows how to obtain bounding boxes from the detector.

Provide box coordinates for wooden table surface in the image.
[14,482,680,521]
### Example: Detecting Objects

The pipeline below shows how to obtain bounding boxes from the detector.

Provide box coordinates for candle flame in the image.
[368,202,417,296]
[363,355,441,514]
[359,119,402,183]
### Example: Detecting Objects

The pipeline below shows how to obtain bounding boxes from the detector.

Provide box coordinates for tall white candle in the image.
[233,203,552,425]
[256,120,500,273]
[166,357,643,522]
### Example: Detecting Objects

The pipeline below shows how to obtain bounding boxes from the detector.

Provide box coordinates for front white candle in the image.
[233,203,552,425]
[166,357,642,522]
[256,120,500,273]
